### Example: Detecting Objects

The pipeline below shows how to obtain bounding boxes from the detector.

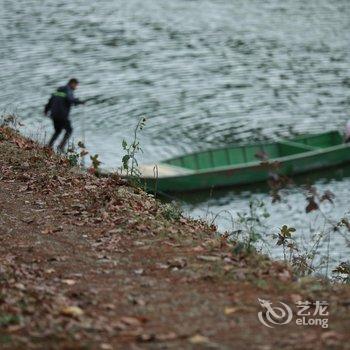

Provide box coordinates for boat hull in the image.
[141,143,350,192]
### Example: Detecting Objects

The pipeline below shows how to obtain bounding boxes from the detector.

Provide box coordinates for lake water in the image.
[1,0,349,272]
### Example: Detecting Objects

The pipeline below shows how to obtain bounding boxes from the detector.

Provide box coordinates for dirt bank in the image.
[0,126,349,350]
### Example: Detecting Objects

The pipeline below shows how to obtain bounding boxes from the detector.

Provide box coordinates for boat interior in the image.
[164,131,344,171]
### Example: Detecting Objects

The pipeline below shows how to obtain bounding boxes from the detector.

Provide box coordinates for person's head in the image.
[68,78,79,90]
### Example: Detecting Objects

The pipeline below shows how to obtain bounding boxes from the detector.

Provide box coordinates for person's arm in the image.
[66,89,85,106]
[44,95,53,115]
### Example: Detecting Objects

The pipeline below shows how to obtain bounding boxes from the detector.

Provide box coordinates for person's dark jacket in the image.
[44,85,84,120]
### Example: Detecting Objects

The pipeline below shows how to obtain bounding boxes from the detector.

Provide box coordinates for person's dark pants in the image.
[48,117,73,150]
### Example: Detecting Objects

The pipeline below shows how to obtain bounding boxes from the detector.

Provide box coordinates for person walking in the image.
[44,78,85,151]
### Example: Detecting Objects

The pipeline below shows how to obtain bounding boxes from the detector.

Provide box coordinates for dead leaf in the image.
[167,258,187,269]
[128,296,146,307]
[189,334,209,344]
[278,269,291,282]
[7,325,23,333]
[62,279,76,286]
[202,238,221,249]
[192,245,205,252]
[120,316,147,326]
[41,228,54,234]
[306,197,319,213]
[197,255,220,262]
[14,283,25,291]
[162,241,180,247]
[103,303,116,310]
[224,307,238,315]
[41,226,63,234]
[223,265,234,272]
[321,331,343,341]
[155,263,169,269]
[21,217,34,224]
[156,332,178,341]
[61,306,84,317]
[320,190,335,203]
[290,294,302,303]
[137,334,155,342]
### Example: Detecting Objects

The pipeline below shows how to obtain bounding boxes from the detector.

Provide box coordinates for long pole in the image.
[81,106,86,167]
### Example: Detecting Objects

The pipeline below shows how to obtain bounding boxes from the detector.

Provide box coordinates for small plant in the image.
[264,169,350,279]
[66,141,89,167]
[276,225,297,262]
[121,117,146,181]
[89,154,102,175]
[161,202,183,221]
[66,147,80,166]
[0,313,20,327]
[332,262,350,284]
[0,113,22,129]
[231,200,269,255]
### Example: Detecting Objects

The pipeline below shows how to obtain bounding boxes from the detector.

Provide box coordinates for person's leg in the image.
[58,119,73,151]
[48,118,63,148]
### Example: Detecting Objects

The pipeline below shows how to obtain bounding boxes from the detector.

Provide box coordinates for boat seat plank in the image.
[139,164,192,178]
[278,140,318,151]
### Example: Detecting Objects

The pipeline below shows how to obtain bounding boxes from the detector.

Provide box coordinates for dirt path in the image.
[0,126,349,349]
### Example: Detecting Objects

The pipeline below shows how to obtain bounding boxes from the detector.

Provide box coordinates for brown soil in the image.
[0,126,349,350]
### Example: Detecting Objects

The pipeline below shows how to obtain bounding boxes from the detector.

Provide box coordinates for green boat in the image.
[138,131,350,192]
